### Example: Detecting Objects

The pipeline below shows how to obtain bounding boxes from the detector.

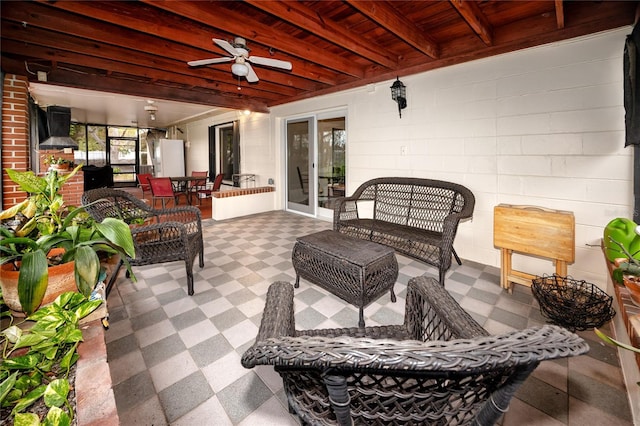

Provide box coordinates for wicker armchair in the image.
[81,188,204,295]
[242,276,589,425]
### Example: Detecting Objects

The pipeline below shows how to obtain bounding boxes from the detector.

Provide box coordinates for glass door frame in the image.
[285,116,315,215]
[106,135,139,186]
[284,109,347,218]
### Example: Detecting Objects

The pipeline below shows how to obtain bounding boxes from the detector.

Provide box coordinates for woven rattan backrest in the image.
[82,188,153,224]
[353,177,474,232]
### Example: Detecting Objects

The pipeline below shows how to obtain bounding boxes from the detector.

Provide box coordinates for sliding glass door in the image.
[286,112,346,217]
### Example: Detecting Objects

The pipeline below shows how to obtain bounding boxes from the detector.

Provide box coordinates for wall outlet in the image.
[400,146,408,156]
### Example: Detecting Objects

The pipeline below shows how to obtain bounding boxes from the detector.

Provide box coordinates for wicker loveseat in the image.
[242,276,589,425]
[333,177,475,284]
[82,188,204,295]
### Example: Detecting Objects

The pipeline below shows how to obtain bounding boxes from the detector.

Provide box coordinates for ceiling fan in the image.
[187,37,292,83]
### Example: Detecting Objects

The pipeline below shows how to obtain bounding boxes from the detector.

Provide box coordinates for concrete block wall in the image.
[270,27,634,287]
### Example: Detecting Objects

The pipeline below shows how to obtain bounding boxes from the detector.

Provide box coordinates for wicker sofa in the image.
[81,188,204,295]
[242,276,589,425]
[333,177,475,284]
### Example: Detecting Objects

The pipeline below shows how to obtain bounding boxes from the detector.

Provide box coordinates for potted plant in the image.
[42,155,73,172]
[609,238,640,306]
[0,166,135,315]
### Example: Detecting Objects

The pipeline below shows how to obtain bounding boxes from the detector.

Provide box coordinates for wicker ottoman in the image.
[292,230,398,327]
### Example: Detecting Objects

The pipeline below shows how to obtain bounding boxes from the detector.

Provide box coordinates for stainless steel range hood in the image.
[39,106,78,149]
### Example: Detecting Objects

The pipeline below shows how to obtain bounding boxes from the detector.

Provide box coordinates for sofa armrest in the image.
[241,281,296,368]
[333,197,359,230]
[404,275,488,341]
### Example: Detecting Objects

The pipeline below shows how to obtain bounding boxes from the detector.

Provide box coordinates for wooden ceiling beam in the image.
[0,38,285,103]
[140,0,365,78]
[245,0,398,69]
[555,0,565,29]
[449,0,493,45]
[0,21,299,98]
[24,1,338,87]
[345,0,439,59]
[1,56,269,112]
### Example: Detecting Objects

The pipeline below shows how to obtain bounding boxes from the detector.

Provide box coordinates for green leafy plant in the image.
[0,167,136,315]
[0,291,102,424]
[608,238,640,285]
[594,328,640,354]
[42,155,71,167]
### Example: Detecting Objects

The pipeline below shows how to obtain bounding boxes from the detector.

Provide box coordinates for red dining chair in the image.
[191,172,224,205]
[149,177,180,209]
[189,171,209,205]
[137,173,152,199]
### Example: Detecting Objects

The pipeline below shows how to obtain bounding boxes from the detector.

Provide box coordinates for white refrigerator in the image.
[153,139,185,177]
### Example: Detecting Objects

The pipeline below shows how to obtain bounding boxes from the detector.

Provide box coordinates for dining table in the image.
[169,176,202,205]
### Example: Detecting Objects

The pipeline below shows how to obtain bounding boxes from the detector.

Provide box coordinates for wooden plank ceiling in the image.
[1,1,637,113]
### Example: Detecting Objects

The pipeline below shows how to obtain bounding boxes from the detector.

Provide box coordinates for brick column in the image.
[1,75,84,209]
[1,74,29,209]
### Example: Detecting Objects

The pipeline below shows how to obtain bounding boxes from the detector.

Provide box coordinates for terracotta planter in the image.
[0,249,77,314]
[623,275,640,307]
[49,164,70,172]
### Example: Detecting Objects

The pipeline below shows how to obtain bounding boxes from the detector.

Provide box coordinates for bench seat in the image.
[334,177,475,284]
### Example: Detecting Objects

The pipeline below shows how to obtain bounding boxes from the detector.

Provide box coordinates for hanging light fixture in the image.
[390,77,407,118]
[231,62,249,77]
[144,100,158,122]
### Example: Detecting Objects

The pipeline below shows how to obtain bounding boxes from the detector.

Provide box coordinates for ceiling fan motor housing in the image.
[233,37,248,51]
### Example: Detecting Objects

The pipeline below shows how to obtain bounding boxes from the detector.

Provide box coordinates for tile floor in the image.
[104,210,634,425]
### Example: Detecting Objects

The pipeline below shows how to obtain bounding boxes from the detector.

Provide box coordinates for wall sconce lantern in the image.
[390,77,407,118]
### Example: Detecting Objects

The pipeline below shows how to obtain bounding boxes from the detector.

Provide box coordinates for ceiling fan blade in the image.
[245,63,259,83]
[248,56,292,70]
[213,38,240,57]
[187,57,233,67]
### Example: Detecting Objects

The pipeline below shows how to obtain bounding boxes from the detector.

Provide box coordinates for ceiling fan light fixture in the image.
[232,62,249,77]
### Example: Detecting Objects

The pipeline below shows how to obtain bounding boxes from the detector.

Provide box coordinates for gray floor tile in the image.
[516,375,569,424]
[216,371,273,424]
[189,333,235,368]
[158,371,214,423]
[169,307,208,330]
[106,334,139,361]
[140,333,187,368]
[112,370,157,414]
[130,306,168,331]
[567,370,633,423]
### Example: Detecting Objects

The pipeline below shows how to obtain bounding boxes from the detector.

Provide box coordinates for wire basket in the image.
[531,274,615,331]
